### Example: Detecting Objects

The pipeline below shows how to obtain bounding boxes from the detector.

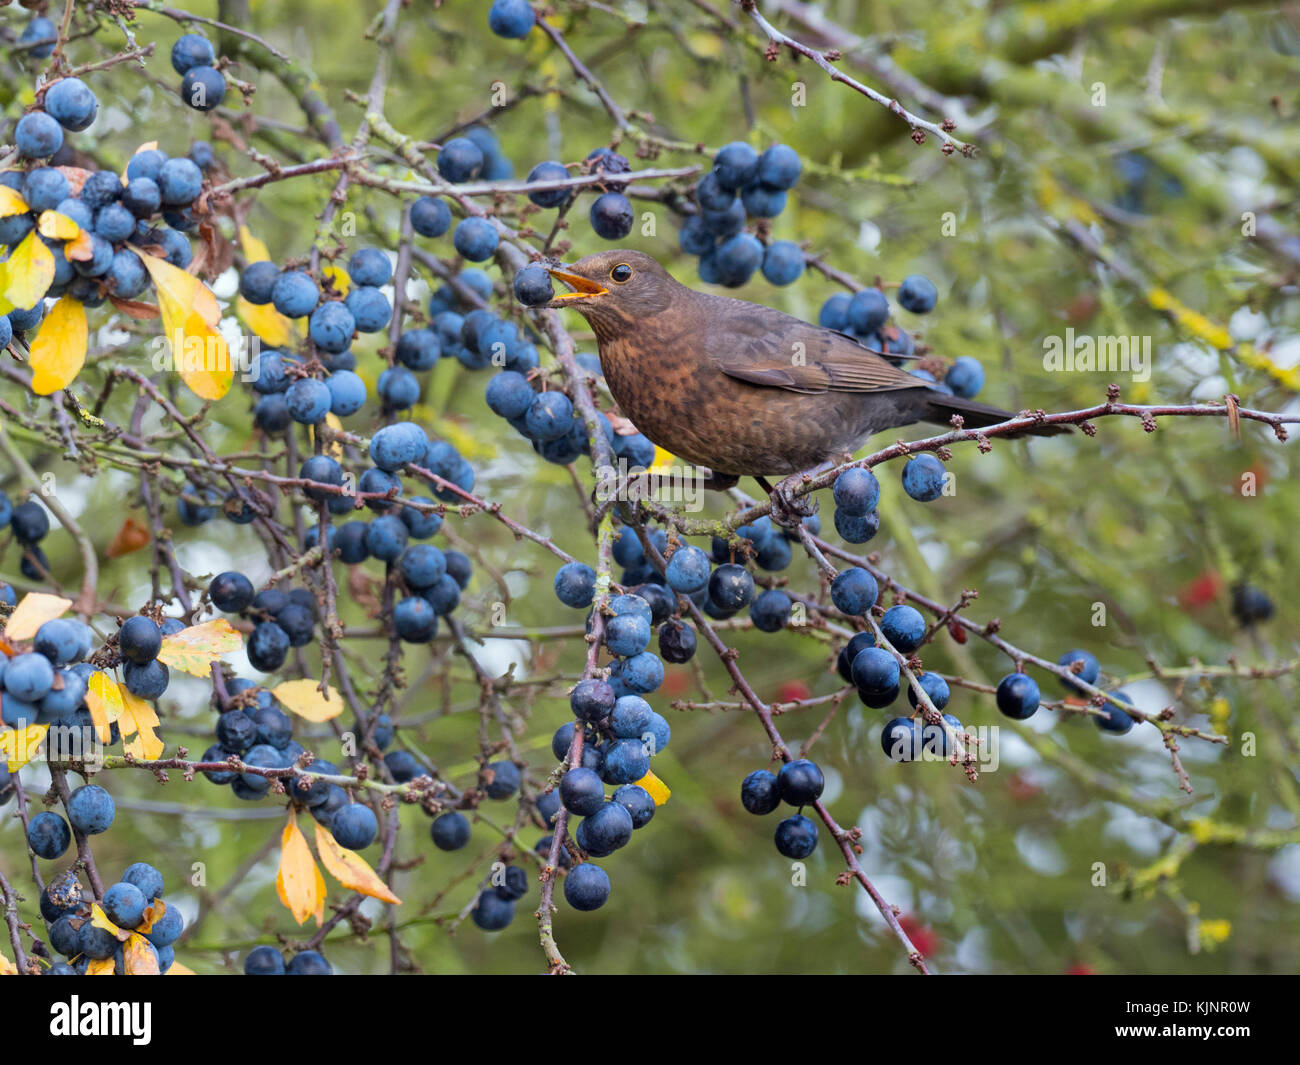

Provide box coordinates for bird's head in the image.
[546,250,680,329]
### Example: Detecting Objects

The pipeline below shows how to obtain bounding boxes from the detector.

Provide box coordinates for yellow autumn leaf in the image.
[315,822,401,905]
[157,617,242,677]
[120,688,165,759]
[90,903,130,942]
[3,229,55,311]
[272,679,345,722]
[0,723,49,771]
[0,954,16,975]
[236,294,295,347]
[238,224,272,264]
[167,961,195,975]
[85,958,115,976]
[84,672,123,744]
[181,321,232,400]
[124,933,161,975]
[28,297,88,395]
[322,264,350,297]
[3,591,72,640]
[649,445,677,475]
[0,186,28,217]
[37,210,80,241]
[323,412,343,458]
[276,816,326,926]
[633,770,671,805]
[135,252,233,402]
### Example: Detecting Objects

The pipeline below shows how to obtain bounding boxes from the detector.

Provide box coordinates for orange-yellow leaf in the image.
[106,517,151,558]
[0,186,28,217]
[633,770,671,805]
[120,688,165,759]
[90,903,130,942]
[0,953,16,975]
[3,230,54,310]
[65,229,95,262]
[84,672,123,744]
[315,822,401,905]
[28,296,88,395]
[135,252,232,401]
[167,961,195,975]
[0,724,49,771]
[85,957,115,976]
[157,617,242,677]
[136,899,166,935]
[37,210,79,241]
[124,933,161,975]
[3,591,72,640]
[236,294,295,347]
[276,817,326,926]
[272,679,345,722]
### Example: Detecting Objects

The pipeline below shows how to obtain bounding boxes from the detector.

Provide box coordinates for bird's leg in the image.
[762,467,825,529]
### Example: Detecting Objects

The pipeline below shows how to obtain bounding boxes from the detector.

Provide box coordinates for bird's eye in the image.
[610,263,633,283]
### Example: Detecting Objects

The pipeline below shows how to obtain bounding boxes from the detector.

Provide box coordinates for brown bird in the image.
[547,250,1061,488]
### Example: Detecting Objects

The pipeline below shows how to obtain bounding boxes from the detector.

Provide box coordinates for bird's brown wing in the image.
[706,299,923,396]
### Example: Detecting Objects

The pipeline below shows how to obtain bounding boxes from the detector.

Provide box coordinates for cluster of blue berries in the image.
[243,944,332,975]
[816,274,933,367]
[520,147,637,244]
[679,142,804,288]
[240,247,393,394]
[826,564,965,762]
[484,366,614,468]
[1,128,209,318]
[817,275,989,401]
[993,648,1136,736]
[199,675,380,848]
[467,861,533,930]
[424,757,532,929]
[1,613,99,734]
[39,864,183,975]
[1,491,57,587]
[541,577,683,912]
[740,758,825,859]
[116,615,170,699]
[408,126,513,260]
[827,453,950,542]
[171,32,226,112]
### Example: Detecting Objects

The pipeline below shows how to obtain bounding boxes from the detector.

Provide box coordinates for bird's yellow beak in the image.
[547,267,608,301]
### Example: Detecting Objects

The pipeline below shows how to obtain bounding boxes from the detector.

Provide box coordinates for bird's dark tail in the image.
[923,394,1071,438]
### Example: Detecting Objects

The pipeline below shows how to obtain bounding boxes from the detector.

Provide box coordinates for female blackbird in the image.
[547,251,1061,482]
